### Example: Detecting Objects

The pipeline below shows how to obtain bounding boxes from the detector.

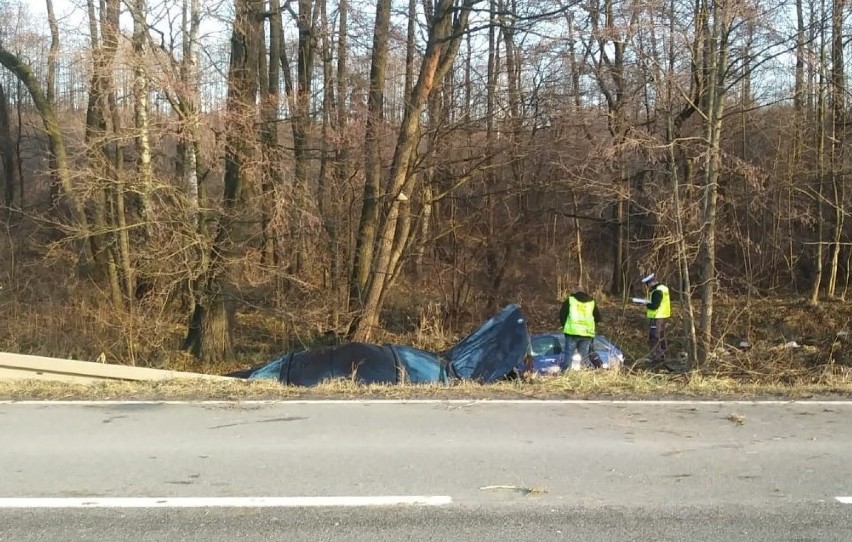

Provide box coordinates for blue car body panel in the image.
[520,333,624,375]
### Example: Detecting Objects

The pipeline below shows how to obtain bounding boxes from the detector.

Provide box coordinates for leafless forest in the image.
[0,0,847,369]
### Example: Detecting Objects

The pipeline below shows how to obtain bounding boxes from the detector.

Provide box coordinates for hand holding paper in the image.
[631,297,649,305]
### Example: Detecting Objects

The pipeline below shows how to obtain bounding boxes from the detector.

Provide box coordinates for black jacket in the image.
[646,284,665,312]
[559,291,602,328]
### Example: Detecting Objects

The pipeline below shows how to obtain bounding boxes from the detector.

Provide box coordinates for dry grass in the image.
[2,369,852,401]
[3,249,852,397]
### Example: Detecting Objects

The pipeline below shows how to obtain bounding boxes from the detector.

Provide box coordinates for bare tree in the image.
[811,0,828,303]
[259,0,283,264]
[588,0,637,297]
[329,0,350,323]
[0,45,93,261]
[176,0,203,230]
[826,0,844,297]
[46,0,59,105]
[183,0,262,363]
[281,0,317,272]
[350,0,392,315]
[351,0,480,342]
[316,0,349,327]
[45,0,60,205]
[84,0,124,305]
[0,84,13,212]
[131,0,154,238]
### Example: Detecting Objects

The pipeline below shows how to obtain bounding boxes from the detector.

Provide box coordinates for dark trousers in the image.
[564,334,593,368]
[648,318,668,361]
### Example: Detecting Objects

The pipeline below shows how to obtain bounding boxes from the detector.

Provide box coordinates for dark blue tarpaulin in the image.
[442,304,529,382]
[231,304,530,386]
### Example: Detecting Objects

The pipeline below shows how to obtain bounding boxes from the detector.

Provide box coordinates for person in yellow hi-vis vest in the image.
[559,288,602,369]
[631,273,671,362]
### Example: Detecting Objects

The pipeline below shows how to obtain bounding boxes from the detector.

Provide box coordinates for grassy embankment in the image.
[2,296,852,400]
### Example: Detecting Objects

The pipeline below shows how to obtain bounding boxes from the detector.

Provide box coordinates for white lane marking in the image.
[836,497,852,504]
[0,496,453,508]
[3,399,852,406]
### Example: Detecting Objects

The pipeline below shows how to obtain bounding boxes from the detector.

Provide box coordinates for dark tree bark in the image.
[330,0,349,321]
[0,84,13,212]
[45,0,60,206]
[811,0,827,303]
[827,0,845,297]
[84,0,124,306]
[317,0,342,321]
[279,0,316,273]
[259,0,283,265]
[350,0,392,312]
[183,0,262,363]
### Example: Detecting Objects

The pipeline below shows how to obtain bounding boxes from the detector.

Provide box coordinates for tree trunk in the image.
[286,0,315,273]
[317,0,332,280]
[486,0,497,137]
[572,192,584,287]
[330,0,349,322]
[410,0,437,279]
[827,0,844,297]
[661,0,699,363]
[104,0,135,303]
[404,0,417,98]
[667,125,699,366]
[351,0,477,342]
[183,0,261,363]
[0,84,13,213]
[45,0,60,205]
[183,299,233,361]
[413,179,433,277]
[811,2,827,304]
[131,0,153,240]
[589,0,631,296]
[85,0,122,305]
[260,0,283,265]
[350,0,392,311]
[14,80,24,209]
[46,0,59,105]
[179,0,202,231]
[697,1,729,364]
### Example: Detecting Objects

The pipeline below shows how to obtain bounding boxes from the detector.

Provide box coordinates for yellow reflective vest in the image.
[563,296,596,337]
[646,284,671,319]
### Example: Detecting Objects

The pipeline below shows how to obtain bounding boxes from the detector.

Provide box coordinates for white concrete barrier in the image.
[0,352,232,383]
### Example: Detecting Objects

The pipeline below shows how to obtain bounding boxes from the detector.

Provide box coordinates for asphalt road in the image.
[0,400,850,541]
